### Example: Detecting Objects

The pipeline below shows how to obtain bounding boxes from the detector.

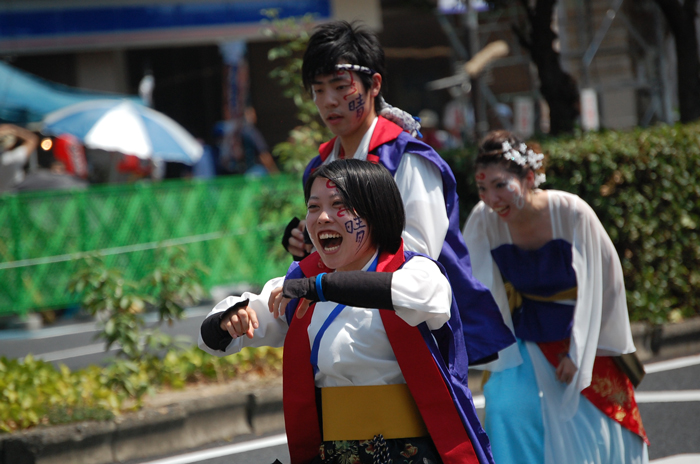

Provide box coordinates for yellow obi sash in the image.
[321,384,429,441]
[505,282,578,313]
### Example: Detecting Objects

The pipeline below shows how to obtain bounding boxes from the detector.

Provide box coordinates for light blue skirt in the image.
[483,339,648,464]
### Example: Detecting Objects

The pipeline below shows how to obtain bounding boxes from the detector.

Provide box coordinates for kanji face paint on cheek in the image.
[345,217,368,250]
[338,71,365,120]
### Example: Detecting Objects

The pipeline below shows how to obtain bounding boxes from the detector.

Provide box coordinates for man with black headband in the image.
[281,20,514,366]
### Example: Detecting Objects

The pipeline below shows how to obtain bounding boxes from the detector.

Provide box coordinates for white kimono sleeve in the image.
[550,194,635,419]
[394,153,449,260]
[390,255,452,330]
[197,276,288,357]
[462,201,522,371]
[524,192,637,462]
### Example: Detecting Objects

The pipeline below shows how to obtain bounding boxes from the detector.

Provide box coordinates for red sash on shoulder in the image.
[283,244,480,463]
[318,116,404,164]
[538,340,649,445]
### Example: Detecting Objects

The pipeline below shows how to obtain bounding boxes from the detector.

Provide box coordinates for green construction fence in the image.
[0,174,306,317]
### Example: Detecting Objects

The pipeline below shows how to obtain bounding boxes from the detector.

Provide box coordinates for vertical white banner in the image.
[580,88,600,131]
[514,96,534,138]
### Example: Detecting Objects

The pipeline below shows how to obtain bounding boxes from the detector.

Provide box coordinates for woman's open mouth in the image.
[494,205,509,217]
[319,232,343,252]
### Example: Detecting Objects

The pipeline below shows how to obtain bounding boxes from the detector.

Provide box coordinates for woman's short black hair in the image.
[302,20,385,110]
[304,159,405,254]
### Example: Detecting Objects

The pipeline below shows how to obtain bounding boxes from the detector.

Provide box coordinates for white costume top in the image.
[324,117,449,260]
[198,252,452,388]
[462,190,636,419]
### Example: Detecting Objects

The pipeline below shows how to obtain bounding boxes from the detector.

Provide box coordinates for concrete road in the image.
[124,354,700,464]
[637,356,700,460]
[0,305,210,370]
[2,316,698,463]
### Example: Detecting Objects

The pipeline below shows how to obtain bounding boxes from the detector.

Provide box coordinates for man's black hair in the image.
[302,21,385,110]
[304,159,405,254]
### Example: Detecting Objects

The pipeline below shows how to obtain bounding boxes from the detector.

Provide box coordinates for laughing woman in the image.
[198,159,494,464]
[462,130,649,464]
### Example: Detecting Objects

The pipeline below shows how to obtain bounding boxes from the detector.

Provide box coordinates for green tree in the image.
[261,10,332,172]
[482,0,580,134]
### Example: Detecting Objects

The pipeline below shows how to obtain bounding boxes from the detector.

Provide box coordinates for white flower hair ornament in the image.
[502,141,547,187]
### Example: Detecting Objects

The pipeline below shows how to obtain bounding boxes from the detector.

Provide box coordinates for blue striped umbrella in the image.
[42,99,203,165]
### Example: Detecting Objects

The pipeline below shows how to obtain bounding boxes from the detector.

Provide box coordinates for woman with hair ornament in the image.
[200,159,496,464]
[462,129,649,464]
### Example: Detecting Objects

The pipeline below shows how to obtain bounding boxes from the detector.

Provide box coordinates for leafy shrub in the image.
[66,247,210,407]
[0,346,283,433]
[443,123,700,324]
[0,245,284,433]
[0,356,120,433]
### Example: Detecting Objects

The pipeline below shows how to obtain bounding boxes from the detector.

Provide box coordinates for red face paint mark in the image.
[342,71,359,101]
[476,172,486,180]
[326,180,336,189]
[337,208,347,218]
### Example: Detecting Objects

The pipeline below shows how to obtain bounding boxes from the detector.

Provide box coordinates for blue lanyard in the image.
[309,253,379,375]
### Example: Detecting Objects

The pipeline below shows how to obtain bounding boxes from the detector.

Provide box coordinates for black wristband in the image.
[282,277,319,301]
[283,272,393,309]
[322,271,393,309]
[281,217,300,252]
[199,299,249,351]
[281,216,311,261]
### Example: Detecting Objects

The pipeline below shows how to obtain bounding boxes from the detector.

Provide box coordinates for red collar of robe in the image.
[317,115,404,164]
[282,242,480,464]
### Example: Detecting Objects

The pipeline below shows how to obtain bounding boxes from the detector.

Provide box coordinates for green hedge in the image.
[442,122,700,324]
[0,346,283,433]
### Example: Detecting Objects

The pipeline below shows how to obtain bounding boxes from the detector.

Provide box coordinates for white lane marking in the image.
[0,321,98,341]
[476,390,700,407]
[33,343,118,362]
[650,454,700,463]
[644,354,700,374]
[141,433,288,464]
[635,390,700,403]
[0,306,211,341]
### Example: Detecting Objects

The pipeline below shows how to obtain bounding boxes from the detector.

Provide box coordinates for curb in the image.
[1,317,698,464]
[631,317,700,362]
[0,383,284,464]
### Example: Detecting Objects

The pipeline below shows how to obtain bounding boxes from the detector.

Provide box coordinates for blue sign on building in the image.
[0,1,332,53]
